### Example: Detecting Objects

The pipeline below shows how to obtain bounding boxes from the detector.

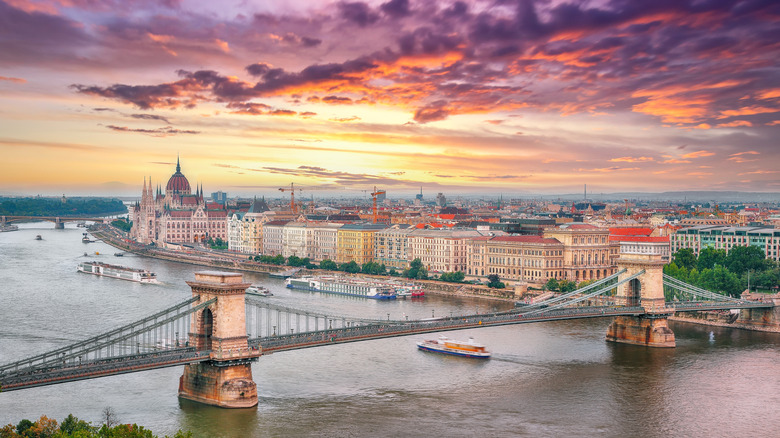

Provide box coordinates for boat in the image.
[35,235,42,240]
[82,233,93,243]
[77,261,158,283]
[395,283,425,298]
[114,252,124,257]
[416,336,491,359]
[246,285,273,296]
[0,224,19,232]
[286,275,397,300]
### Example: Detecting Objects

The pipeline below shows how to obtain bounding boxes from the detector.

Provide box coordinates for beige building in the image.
[476,235,565,284]
[408,229,494,274]
[337,223,387,265]
[544,223,614,282]
[373,226,415,270]
[306,222,342,262]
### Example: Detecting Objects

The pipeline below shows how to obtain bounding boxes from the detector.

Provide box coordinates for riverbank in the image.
[670,313,780,333]
[90,227,517,302]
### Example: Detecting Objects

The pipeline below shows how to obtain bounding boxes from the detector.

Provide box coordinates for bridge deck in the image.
[1,301,771,392]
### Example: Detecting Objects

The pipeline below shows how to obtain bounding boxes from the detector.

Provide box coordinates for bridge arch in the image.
[200,308,214,351]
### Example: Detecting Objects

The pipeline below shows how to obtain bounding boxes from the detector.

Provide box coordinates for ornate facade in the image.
[131,158,227,245]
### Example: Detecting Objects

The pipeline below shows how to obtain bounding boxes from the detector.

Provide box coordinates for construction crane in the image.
[279,183,302,214]
[279,183,334,215]
[370,186,386,223]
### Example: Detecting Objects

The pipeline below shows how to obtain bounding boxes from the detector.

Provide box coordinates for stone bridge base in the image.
[178,362,257,408]
[606,316,676,348]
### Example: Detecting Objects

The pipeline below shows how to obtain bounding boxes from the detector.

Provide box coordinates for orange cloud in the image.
[0,76,26,84]
[718,106,779,118]
[757,89,780,100]
[715,120,752,128]
[215,39,230,53]
[682,150,715,159]
[609,156,654,163]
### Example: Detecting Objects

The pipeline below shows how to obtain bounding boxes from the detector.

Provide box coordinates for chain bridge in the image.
[1,215,111,229]
[1,243,776,408]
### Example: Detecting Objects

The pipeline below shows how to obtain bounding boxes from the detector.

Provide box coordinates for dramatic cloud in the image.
[105,125,200,136]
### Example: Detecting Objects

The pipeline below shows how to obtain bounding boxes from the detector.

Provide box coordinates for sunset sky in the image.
[1,0,779,198]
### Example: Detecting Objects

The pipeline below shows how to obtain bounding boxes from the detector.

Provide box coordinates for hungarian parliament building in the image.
[130,158,227,245]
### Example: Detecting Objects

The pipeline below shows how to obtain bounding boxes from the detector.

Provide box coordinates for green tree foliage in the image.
[403,258,428,280]
[0,197,126,217]
[0,414,191,438]
[319,259,338,270]
[255,255,286,265]
[286,256,310,267]
[361,262,387,275]
[724,245,767,277]
[486,274,505,289]
[698,265,743,297]
[340,260,361,273]
[697,247,726,271]
[559,280,577,292]
[544,278,560,291]
[439,271,465,283]
[206,237,227,250]
[110,220,132,233]
[672,248,697,271]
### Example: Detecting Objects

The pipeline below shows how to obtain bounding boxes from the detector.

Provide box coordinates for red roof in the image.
[207,210,226,218]
[616,236,669,243]
[169,210,192,218]
[610,227,653,236]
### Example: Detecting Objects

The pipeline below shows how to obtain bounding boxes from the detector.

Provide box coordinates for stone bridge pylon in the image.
[178,271,261,408]
[606,239,676,347]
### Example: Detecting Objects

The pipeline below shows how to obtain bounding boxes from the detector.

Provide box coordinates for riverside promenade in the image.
[89,226,516,302]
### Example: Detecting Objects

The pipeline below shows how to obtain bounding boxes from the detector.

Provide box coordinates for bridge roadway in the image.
[1,216,111,226]
[3,300,770,391]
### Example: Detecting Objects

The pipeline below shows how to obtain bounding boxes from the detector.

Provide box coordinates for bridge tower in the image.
[54,217,65,229]
[606,238,676,347]
[178,271,261,408]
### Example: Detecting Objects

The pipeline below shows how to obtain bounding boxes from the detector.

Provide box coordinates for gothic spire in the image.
[176,154,181,173]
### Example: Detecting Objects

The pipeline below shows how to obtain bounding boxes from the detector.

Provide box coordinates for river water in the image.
[1,224,779,437]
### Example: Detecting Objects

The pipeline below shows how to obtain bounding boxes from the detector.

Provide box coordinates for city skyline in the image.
[1,0,779,197]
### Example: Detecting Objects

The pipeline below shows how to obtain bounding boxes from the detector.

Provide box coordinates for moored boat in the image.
[416,336,491,359]
[246,285,273,296]
[77,261,158,283]
[35,235,42,240]
[286,275,397,300]
[0,224,19,232]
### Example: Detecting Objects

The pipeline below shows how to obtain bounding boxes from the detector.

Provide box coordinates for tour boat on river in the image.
[246,285,273,296]
[77,261,158,283]
[286,275,397,300]
[416,336,491,359]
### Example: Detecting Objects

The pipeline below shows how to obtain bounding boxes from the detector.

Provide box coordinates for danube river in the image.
[1,224,779,437]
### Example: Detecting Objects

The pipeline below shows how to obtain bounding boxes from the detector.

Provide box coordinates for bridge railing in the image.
[0,297,214,376]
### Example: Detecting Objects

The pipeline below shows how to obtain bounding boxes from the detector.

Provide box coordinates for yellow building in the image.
[336,224,387,265]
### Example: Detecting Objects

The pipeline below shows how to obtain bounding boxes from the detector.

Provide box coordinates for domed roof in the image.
[166,157,191,194]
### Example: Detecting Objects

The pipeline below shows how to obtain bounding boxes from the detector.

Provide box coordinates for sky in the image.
[1,0,779,198]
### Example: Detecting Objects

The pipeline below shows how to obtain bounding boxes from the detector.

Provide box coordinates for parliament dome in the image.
[166,158,191,194]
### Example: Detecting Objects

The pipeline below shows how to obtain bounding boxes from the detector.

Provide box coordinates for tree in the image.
[559,280,577,292]
[486,274,505,289]
[544,278,560,291]
[102,407,119,429]
[60,414,94,436]
[440,271,465,283]
[698,265,742,298]
[672,248,697,271]
[725,245,766,277]
[403,258,425,279]
[340,260,360,273]
[320,259,337,270]
[697,247,726,271]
